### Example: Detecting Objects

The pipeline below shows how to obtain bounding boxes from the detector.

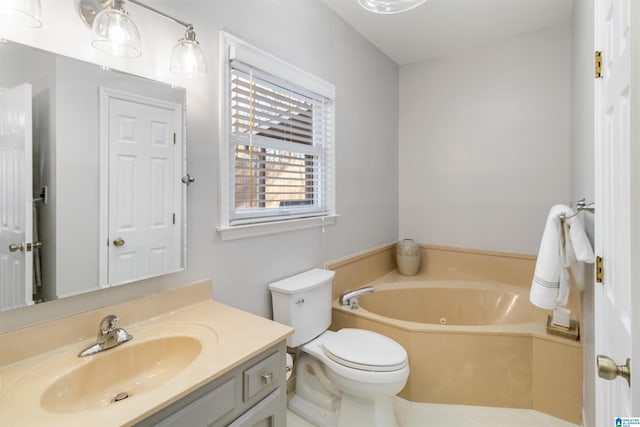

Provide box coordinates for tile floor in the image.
[286,397,581,427]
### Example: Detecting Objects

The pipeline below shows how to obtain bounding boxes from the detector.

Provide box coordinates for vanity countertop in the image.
[0,281,293,426]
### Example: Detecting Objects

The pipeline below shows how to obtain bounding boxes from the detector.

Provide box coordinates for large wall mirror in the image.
[0,40,188,313]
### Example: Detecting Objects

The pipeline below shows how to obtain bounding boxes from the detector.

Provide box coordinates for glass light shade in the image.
[0,0,42,28]
[91,7,141,58]
[357,0,427,14]
[170,38,207,78]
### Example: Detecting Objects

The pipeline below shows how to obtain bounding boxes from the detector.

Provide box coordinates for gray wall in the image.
[399,26,572,254]
[0,0,399,330]
[177,0,400,317]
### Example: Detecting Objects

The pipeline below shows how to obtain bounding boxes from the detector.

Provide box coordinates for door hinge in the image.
[173,132,176,144]
[596,256,604,283]
[595,51,603,79]
[172,213,176,225]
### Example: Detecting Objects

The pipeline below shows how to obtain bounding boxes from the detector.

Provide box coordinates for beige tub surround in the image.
[0,281,293,427]
[327,243,540,300]
[325,242,397,301]
[331,280,583,425]
[327,244,584,425]
[328,244,582,325]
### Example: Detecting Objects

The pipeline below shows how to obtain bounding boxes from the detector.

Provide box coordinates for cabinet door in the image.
[153,378,236,427]
[227,388,283,427]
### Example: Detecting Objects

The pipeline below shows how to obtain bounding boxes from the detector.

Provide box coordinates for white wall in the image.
[399,26,572,254]
[571,0,595,425]
[0,0,399,330]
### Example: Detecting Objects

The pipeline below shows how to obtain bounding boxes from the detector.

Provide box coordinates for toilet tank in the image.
[268,268,335,347]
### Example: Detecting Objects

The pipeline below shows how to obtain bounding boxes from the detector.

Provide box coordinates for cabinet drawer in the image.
[243,352,280,401]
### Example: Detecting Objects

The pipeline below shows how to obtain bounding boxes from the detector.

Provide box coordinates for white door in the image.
[594,0,638,422]
[0,83,33,310]
[105,91,182,286]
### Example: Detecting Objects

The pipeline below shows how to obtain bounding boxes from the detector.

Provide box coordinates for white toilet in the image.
[269,268,409,427]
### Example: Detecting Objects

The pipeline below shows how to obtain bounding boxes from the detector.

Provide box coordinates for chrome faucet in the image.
[78,315,133,357]
[339,286,375,309]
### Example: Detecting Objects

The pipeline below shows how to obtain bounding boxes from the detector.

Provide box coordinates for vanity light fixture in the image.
[91,0,141,58]
[76,0,207,78]
[169,25,208,78]
[0,0,42,28]
[357,0,427,14]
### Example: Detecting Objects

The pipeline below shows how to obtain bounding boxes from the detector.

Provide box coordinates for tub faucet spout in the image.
[339,286,375,309]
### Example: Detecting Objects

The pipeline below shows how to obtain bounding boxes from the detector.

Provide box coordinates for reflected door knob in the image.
[9,243,24,252]
[181,174,195,185]
[597,354,631,386]
[113,237,125,247]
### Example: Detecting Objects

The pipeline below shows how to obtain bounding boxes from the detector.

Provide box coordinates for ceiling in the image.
[321,0,575,65]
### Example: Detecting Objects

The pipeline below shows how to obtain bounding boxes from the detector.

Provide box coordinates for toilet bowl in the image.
[290,329,409,427]
[268,269,410,427]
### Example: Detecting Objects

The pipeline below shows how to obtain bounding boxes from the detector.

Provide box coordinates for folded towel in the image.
[530,205,573,309]
[529,205,595,309]
[566,215,595,265]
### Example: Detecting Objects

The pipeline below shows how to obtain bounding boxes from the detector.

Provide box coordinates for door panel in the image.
[0,84,33,311]
[107,95,180,286]
[595,0,635,422]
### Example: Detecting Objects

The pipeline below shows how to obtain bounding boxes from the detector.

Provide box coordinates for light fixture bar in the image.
[76,0,207,77]
[128,0,190,30]
[126,0,207,78]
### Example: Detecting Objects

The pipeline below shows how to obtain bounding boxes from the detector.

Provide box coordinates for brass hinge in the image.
[596,256,604,283]
[173,133,176,144]
[595,51,603,79]
[172,213,176,225]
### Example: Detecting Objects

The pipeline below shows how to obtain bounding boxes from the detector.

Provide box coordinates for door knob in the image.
[113,237,125,247]
[182,174,195,185]
[597,354,631,386]
[9,243,24,252]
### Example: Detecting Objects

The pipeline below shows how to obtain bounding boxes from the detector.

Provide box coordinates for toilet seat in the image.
[322,328,407,372]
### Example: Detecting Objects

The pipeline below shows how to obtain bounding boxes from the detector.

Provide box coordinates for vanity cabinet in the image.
[136,341,287,427]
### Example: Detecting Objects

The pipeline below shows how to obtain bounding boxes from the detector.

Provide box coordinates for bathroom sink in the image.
[0,322,217,417]
[41,334,202,413]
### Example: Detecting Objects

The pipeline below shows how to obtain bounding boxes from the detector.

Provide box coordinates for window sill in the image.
[217,215,337,241]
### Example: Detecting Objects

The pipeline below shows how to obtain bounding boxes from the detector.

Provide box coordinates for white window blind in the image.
[228,60,334,226]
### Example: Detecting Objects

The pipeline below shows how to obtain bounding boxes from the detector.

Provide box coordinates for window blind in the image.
[229,60,334,225]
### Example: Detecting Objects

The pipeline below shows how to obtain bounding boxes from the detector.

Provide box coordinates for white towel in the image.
[566,215,595,265]
[530,205,595,309]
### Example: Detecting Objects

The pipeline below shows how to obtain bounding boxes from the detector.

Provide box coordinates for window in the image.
[218,32,336,240]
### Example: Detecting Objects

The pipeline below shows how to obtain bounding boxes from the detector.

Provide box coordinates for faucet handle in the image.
[99,315,119,335]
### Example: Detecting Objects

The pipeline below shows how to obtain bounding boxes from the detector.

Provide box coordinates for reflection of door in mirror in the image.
[0,83,34,310]
[0,40,187,312]
[101,89,183,286]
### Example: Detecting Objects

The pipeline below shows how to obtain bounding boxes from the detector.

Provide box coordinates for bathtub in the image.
[330,280,583,424]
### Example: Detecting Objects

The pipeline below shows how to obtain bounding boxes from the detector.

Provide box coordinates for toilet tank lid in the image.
[268,268,335,294]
